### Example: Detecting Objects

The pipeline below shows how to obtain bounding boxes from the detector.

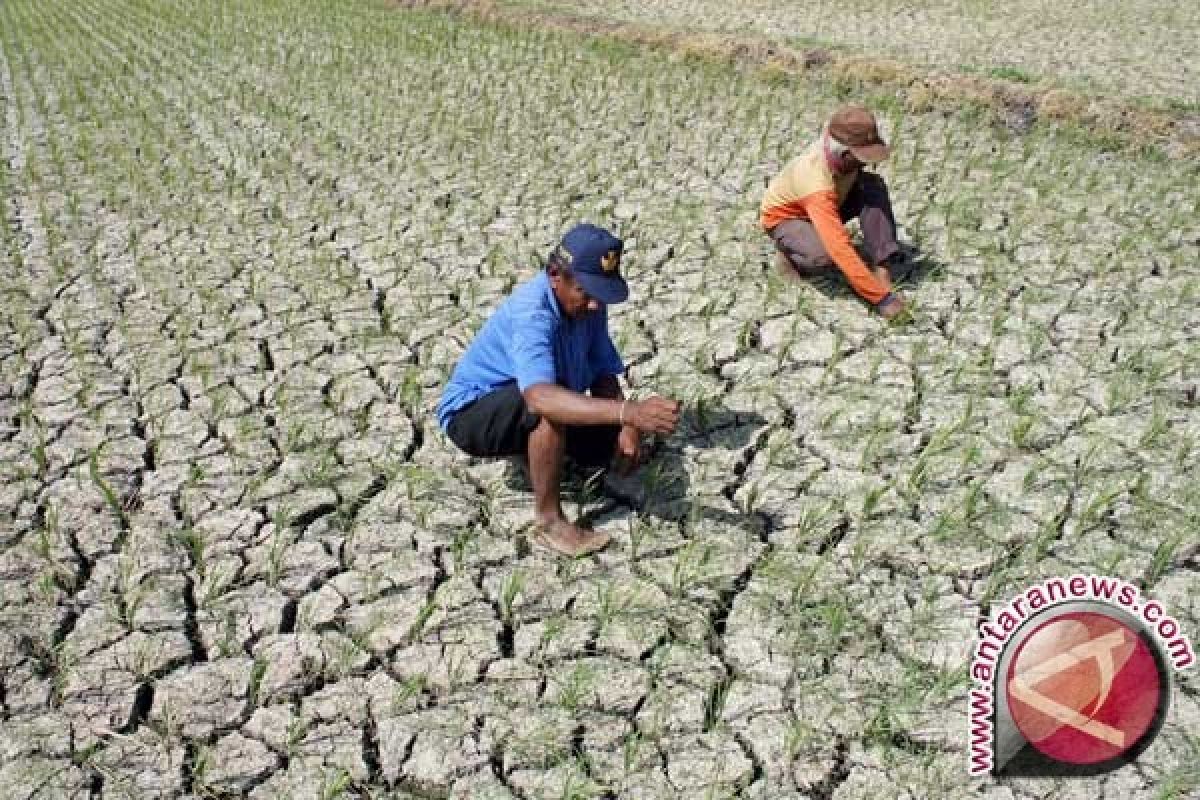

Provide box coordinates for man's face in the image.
[833,147,865,175]
[549,268,602,319]
[840,151,865,173]
[826,132,866,175]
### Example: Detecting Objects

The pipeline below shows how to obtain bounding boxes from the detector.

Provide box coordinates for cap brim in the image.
[575,272,629,305]
[851,142,891,163]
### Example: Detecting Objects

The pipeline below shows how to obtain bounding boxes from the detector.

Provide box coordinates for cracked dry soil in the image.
[0,1,1197,798]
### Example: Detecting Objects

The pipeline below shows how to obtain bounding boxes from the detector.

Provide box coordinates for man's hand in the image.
[614,425,642,475]
[878,292,908,320]
[625,396,680,435]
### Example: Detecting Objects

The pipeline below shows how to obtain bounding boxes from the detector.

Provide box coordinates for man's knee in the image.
[798,249,835,270]
[771,221,832,273]
[777,246,832,275]
[445,387,540,457]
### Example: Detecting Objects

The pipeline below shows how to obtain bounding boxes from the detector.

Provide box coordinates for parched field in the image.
[505,0,1200,106]
[0,1,1198,798]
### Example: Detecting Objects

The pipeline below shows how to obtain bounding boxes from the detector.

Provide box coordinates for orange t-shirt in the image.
[760,141,888,305]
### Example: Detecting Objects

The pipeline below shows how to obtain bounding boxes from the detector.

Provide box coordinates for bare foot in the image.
[775,251,803,283]
[532,514,611,557]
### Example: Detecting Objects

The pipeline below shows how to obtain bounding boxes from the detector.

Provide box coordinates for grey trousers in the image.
[770,171,899,276]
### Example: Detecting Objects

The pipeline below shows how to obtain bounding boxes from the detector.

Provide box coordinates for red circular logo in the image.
[1005,611,1163,765]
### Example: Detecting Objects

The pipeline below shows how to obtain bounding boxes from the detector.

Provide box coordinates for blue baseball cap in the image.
[551,223,629,305]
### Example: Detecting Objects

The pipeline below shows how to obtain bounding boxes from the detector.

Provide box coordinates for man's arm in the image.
[523,382,678,434]
[803,190,891,306]
[590,373,648,471]
[523,383,622,426]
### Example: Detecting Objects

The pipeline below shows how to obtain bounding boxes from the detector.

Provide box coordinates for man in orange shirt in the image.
[760,105,907,319]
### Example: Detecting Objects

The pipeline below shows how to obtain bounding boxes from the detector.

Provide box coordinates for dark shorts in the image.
[445,383,619,467]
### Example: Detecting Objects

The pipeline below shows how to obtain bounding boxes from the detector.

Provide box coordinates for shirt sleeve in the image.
[803,189,889,305]
[510,309,558,391]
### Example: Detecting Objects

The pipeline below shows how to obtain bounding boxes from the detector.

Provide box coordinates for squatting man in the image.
[437,224,680,557]
[761,105,909,319]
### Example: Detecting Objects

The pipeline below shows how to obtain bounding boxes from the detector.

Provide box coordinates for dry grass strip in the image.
[396,0,1200,158]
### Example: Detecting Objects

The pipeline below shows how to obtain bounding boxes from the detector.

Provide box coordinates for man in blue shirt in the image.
[438,224,680,556]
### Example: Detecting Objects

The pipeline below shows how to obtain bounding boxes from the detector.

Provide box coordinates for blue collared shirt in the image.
[436,271,625,429]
